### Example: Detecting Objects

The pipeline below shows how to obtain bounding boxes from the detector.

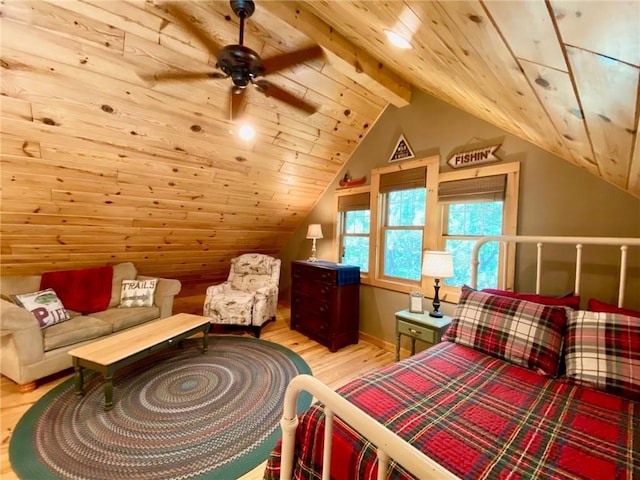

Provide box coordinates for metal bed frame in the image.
[278,235,640,480]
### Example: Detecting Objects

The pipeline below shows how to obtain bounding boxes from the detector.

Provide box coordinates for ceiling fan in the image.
[150,0,324,121]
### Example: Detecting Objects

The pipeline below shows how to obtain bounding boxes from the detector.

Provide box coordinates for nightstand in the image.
[395,309,452,361]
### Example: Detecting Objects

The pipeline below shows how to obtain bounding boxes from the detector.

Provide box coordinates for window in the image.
[333,158,518,297]
[368,156,440,292]
[382,187,426,280]
[336,190,370,272]
[438,163,520,296]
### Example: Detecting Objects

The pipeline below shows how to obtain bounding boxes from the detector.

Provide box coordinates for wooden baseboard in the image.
[358,331,410,359]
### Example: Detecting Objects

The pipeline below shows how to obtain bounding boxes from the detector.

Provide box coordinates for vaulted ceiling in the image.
[1,1,638,292]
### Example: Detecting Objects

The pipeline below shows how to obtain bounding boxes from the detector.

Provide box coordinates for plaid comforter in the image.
[265,341,639,479]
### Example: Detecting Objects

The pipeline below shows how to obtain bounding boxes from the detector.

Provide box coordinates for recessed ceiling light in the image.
[384,29,412,49]
[238,124,255,141]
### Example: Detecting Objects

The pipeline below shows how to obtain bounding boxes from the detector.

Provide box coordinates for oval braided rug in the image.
[10,336,312,480]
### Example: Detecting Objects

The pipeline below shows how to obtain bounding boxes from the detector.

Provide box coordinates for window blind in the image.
[379,167,426,193]
[338,192,370,211]
[438,174,507,203]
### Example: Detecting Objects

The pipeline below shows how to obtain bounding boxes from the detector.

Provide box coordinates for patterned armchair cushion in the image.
[204,291,254,326]
[231,275,271,292]
[229,254,279,292]
[233,254,273,275]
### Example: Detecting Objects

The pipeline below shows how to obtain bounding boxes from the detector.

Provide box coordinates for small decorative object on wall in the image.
[447,141,502,169]
[306,224,323,262]
[422,251,454,318]
[389,134,415,162]
[409,291,424,313]
[339,172,367,188]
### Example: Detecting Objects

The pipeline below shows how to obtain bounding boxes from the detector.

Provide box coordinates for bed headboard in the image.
[470,235,640,308]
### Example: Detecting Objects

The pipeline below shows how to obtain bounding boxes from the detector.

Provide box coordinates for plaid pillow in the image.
[565,310,640,400]
[444,286,567,376]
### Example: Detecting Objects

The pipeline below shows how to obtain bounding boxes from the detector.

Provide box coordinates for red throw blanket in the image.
[40,265,113,314]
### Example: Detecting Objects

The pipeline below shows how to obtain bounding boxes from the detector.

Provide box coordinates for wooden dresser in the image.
[290,260,360,352]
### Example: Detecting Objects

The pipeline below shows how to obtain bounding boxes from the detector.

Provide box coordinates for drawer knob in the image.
[409,329,420,335]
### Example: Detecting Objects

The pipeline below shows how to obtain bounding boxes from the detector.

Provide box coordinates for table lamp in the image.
[422,251,454,318]
[306,224,323,262]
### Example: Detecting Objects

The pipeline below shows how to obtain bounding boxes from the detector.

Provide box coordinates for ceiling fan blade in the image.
[254,80,317,115]
[262,45,324,74]
[230,86,248,121]
[165,2,223,58]
[141,71,228,82]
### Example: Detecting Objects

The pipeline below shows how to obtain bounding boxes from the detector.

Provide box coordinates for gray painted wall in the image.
[279,88,640,348]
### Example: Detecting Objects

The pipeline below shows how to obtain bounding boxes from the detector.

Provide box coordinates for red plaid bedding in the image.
[265,341,639,479]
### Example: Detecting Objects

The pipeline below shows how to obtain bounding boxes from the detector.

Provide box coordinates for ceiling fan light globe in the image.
[231,70,250,87]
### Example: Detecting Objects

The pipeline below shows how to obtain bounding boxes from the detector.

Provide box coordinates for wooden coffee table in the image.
[68,313,211,411]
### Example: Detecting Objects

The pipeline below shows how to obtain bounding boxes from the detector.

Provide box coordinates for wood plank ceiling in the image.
[1,1,639,293]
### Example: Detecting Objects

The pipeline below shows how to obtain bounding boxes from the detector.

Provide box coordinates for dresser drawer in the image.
[292,264,336,285]
[397,320,435,344]
[291,310,330,337]
[291,281,333,300]
[292,295,331,315]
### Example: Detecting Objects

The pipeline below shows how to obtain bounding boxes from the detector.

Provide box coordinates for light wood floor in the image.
[0,300,395,480]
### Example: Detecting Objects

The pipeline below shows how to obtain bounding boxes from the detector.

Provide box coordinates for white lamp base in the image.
[308,238,318,262]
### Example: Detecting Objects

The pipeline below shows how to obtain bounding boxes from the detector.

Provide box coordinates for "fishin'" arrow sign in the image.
[447,144,501,169]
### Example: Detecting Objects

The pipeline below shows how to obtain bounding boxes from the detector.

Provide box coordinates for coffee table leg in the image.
[73,358,84,396]
[104,374,114,411]
[202,323,210,353]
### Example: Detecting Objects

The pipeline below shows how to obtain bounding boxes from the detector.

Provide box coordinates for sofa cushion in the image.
[90,306,160,332]
[108,262,138,308]
[43,316,113,352]
[13,289,70,329]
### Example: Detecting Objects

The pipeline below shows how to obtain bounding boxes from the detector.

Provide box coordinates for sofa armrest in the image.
[1,299,39,335]
[0,299,45,365]
[137,276,181,319]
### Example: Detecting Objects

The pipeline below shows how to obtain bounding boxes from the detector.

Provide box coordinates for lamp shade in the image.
[306,224,324,239]
[422,251,453,278]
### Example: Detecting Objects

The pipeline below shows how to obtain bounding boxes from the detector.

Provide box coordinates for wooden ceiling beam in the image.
[262,2,411,108]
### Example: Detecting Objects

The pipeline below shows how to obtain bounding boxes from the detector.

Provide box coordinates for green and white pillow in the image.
[118,279,158,308]
[13,288,70,328]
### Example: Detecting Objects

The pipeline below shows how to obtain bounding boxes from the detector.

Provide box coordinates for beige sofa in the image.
[0,262,181,392]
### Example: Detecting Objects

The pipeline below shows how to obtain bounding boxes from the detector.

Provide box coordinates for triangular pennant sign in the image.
[389,134,415,162]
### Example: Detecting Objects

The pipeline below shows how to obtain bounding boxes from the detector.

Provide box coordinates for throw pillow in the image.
[109,262,138,308]
[565,310,639,401]
[444,286,567,377]
[587,298,640,318]
[118,278,158,308]
[13,288,70,328]
[481,288,581,310]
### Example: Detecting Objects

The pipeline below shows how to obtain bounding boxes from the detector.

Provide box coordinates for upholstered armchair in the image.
[203,253,281,337]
